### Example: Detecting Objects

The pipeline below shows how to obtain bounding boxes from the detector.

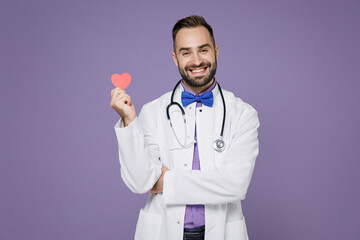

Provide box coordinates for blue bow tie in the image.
[181,91,214,107]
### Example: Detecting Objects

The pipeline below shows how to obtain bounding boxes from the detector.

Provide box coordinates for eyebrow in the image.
[178,43,212,54]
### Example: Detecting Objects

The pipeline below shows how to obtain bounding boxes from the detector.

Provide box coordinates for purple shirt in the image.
[181,80,217,229]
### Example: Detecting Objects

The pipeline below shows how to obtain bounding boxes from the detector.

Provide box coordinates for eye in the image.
[201,49,208,53]
[182,52,190,56]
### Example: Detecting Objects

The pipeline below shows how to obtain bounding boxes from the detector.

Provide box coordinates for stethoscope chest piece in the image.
[213,138,225,152]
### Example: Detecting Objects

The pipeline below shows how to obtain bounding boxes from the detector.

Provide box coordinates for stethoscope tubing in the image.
[216,82,226,138]
[166,80,226,151]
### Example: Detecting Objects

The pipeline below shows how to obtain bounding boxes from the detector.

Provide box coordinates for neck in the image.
[183,78,215,94]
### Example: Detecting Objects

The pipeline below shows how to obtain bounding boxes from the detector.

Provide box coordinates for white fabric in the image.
[114,84,259,239]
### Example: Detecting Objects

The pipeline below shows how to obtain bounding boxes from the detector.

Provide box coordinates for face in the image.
[172,26,218,89]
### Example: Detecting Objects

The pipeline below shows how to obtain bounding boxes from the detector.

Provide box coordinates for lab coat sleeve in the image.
[114,106,162,194]
[163,103,260,205]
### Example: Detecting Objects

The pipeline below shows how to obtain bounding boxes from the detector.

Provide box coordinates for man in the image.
[110,15,259,240]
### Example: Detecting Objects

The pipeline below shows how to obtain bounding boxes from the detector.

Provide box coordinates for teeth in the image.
[191,68,205,73]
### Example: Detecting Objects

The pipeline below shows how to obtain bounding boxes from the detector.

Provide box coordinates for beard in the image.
[178,59,217,88]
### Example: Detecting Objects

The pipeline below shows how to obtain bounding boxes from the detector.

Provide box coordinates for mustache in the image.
[185,62,211,70]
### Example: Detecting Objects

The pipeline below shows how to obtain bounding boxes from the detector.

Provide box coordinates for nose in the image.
[192,52,202,66]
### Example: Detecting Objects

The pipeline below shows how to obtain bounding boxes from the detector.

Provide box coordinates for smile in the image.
[189,67,207,75]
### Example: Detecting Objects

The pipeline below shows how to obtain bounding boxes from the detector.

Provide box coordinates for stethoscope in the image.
[166,80,226,152]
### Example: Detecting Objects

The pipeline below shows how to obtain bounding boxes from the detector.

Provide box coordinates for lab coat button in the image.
[199,109,202,112]
[177,221,180,224]
[184,164,187,167]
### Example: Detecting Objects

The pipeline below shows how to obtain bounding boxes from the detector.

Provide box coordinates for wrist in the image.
[123,116,135,127]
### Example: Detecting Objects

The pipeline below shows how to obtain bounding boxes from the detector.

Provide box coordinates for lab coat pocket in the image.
[134,208,162,240]
[224,216,248,240]
[159,142,193,169]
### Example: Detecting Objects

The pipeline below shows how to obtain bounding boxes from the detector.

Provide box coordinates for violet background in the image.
[1,0,359,239]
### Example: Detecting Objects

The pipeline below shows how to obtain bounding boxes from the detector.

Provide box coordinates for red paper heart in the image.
[111,73,131,90]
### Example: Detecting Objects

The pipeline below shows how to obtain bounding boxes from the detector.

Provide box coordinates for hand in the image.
[151,166,169,195]
[110,88,136,126]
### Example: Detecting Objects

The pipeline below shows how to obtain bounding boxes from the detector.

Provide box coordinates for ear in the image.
[171,51,178,66]
[215,44,219,60]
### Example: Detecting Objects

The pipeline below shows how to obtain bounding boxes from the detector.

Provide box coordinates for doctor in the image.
[110,15,260,240]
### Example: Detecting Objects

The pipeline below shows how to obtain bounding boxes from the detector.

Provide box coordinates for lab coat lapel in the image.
[196,85,223,171]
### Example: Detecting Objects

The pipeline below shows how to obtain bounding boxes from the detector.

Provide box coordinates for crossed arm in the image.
[115,102,259,205]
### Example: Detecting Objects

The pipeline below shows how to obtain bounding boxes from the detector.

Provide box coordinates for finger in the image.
[114,87,125,93]
[118,94,132,106]
[112,88,125,98]
[111,89,124,104]
[111,93,123,107]
[111,87,124,94]
[112,92,127,106]
[114,90,126,99]
[123,95,132,105]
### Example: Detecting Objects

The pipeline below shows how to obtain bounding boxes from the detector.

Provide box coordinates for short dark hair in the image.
[172,15,215,50]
